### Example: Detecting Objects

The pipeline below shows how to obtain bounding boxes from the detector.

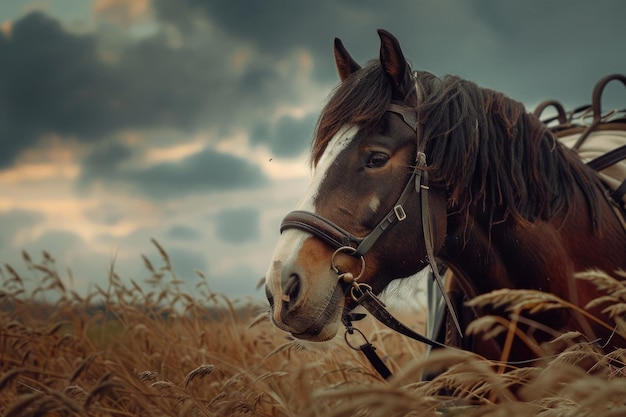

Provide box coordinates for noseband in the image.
[279,91,463,338]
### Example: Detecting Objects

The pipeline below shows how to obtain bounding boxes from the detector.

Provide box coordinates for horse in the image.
[264,29,626,365]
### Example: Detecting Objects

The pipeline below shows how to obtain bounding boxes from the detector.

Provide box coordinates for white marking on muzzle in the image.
[266,229,305,324]
[266,124,359,324]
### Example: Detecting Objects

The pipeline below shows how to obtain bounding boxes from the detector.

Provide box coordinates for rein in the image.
[338,255,449,379]
[279,81,464,378]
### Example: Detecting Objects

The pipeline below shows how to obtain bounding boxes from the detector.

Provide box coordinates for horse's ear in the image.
[378,29,411,93]
[334,37,361,81]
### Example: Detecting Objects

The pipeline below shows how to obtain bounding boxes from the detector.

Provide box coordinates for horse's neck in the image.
[439,191,626,298]
[437,188,626,351]
[444,223,558,296]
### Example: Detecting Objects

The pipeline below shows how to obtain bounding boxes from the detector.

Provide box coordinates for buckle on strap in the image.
[393,205,407,221]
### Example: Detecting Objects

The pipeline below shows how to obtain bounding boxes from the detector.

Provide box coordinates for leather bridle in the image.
[280,105,423,258]
[278,75,463,372]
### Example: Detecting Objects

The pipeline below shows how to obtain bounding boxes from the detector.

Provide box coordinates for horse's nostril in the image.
[282,274,300,305]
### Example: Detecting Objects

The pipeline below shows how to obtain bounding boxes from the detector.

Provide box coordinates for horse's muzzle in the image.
[265,278,346,341]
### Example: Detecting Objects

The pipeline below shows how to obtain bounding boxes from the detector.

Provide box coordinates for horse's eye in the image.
[367,152,389,168]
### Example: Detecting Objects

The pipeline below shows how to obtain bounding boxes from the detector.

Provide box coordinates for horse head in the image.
[264,30,447,341]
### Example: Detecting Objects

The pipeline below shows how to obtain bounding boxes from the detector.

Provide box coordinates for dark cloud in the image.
[0,12,108,167]
[251,114,317,158]
[461,0,626,106]
[0,13,139,166]
[153,0,332,55]
[214,207,260,245]
[154,0,626,109]
[127,149,268,198]
[151,0,432,81]
[2,2,625,181]
[76,141,134,194]
[0,10,297,169]
[78,144,267,198]
[80,142,134,179]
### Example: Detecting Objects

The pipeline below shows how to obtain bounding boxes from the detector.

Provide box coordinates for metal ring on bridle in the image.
[350,282,372,302]
[344,327,369,351]
[331,246,366,284]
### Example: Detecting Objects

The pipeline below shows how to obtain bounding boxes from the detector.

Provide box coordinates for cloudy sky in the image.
[1,0,625,300]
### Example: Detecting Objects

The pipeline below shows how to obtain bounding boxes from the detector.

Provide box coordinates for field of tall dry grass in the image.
[1,241,625,416]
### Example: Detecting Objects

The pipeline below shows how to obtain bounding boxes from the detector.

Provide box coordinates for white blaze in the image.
[296,125,360,211]
[265,125,359,300]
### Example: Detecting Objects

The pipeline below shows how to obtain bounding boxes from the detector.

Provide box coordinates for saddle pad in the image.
[559,130,626,206]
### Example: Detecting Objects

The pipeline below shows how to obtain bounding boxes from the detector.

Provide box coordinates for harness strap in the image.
[418,153,463,336]
[353,168,415,257]
[355,286,446,349]
[585,144,626,205]
[613,180,626,205]
[346,282,453,380]
[389,94,464,338]
[587,144,626,171]
[358,342,392,379]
